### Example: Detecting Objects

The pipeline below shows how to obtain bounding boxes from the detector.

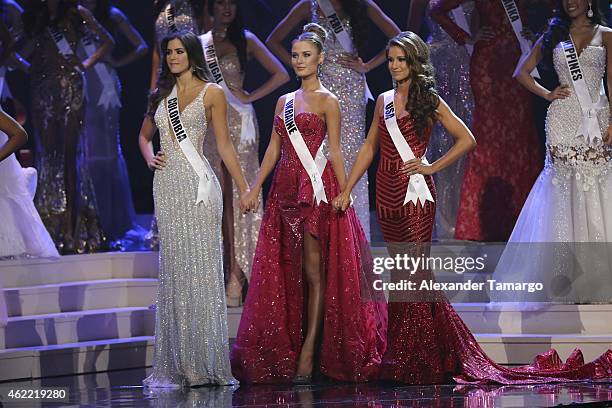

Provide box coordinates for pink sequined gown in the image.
[376,115,612,384]
[230,112,387,384]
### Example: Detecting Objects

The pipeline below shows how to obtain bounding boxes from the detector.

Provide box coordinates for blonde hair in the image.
[294,22,327,53]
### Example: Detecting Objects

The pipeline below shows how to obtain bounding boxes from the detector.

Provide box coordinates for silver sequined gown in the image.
[426,1,474,239]
[493,27,612,304]
[147,0,199,248]
[311,1,370,239]
[144,84,237,387]
[203,52,262,280]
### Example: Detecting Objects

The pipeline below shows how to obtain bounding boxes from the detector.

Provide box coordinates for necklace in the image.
[213,28,228,40]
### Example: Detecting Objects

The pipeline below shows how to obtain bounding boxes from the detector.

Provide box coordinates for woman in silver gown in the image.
[266,0,400,239]
[146,0,210,250]
[22,0,113,253]
[406,0,474,239]
[80,0,148,245]
[202,0,289,306]
[138,31,254,388]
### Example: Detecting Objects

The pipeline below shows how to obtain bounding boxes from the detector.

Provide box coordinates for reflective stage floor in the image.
[1,368,611,407]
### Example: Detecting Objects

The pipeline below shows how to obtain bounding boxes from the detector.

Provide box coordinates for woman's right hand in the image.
[545,85,571,102]
[332,191,352,212]
[147,151,166,171]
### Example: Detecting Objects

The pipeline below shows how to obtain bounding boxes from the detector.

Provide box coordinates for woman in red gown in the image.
[430,0,543,241]
[230,23,386,384]
[334,31,612,385]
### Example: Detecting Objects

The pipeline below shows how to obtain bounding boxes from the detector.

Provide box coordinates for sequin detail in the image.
[311,0,370,239]
[231,113,386,384]
[144,84,237,387]
[203,52,262,280]
[426,1,474,239]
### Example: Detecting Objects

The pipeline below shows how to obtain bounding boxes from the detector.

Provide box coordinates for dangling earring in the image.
[587,2,594,18]
[317,64,323,78]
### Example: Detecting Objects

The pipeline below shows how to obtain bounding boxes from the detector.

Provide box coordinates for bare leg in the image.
[296,231,325,377]
[220,163,244,306]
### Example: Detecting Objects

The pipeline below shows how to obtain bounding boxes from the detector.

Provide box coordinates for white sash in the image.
[561,39,606,145]
[165,85,215,204]
[49,27,75,57]
[283,92,328,204]
[382,90,434,206]
[451,6,473,55]
[199,32,256,145]
[79,31,122,109]
[500,0,539,78]
[165,2,179,33]
[316,0,374,102]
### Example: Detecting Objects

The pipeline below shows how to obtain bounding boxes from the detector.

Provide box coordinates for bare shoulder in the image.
[318,89,339,108]
[295,0,313,14]
[203,83,224,104]
[4,0,23,14]
[109,7,128,24]
[77,5,94,19]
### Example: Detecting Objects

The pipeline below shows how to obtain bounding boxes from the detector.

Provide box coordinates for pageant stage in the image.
[1,250,612,406]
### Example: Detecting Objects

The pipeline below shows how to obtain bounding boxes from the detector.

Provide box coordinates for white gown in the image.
[492,27,612,304]
[0,130,59,326]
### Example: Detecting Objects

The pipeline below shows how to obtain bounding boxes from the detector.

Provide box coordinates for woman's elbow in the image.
[17,128,28,146]
[278,70,290,85]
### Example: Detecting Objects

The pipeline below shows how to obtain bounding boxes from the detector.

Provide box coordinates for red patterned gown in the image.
[376,114,612,384]
[230,112,387,384]
[431,0,543,241]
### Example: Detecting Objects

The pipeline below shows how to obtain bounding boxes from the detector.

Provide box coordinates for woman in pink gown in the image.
[230,23,386,384]
[334,31,612,385]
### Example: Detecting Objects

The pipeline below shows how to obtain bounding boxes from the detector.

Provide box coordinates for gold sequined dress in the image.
[311,0,370,239]
[144,84,237,387]
[203,52,262,281]
[30,21,105,253]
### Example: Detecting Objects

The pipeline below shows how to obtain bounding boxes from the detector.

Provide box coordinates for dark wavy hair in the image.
[147,31,211,116]
[153,0,205,25]
[339,0,368,56]
[208,0,247,72]
[22,0,84,36]
[541,1,606,68]
[387,32,439,138]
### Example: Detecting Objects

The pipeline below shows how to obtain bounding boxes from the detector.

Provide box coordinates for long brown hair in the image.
[387,31,439,138]
[147,31,210,117]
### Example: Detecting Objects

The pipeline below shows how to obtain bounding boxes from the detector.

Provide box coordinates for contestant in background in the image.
[334,31,612,385]
[231,24,386,385]
[431,0,543,241]
[22,0,113,253]
[151,0,211,90]
[406,0,474,240]
[266,0,401,239]
[201,0,289,306]
[494,0,612,304]
[139,31,253,387]
[80,0,148,247]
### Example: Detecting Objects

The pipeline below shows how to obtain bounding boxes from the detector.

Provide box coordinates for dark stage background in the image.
[8,1,611,213]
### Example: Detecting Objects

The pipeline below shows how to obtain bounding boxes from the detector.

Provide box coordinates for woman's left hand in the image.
[604,124,612,145]
[401,157,435,176]
[337,56,368,74]
[228,85,252,104]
